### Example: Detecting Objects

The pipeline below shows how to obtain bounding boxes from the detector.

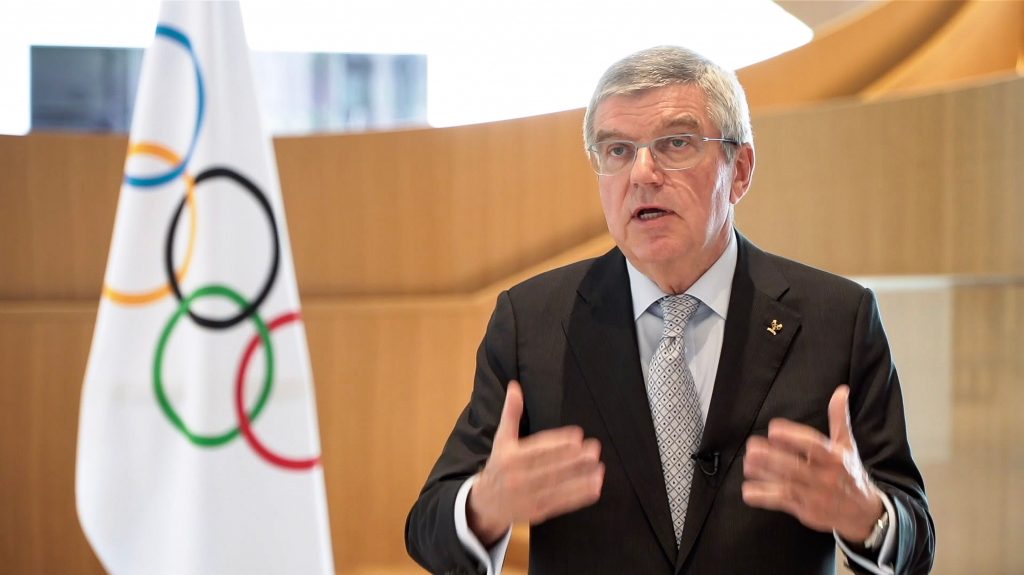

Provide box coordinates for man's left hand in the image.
[741,385,884,543]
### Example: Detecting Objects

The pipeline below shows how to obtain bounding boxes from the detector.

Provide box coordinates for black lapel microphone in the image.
[691,451,720,476]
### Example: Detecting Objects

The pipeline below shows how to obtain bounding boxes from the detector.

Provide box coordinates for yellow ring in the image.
[102,141,197,305]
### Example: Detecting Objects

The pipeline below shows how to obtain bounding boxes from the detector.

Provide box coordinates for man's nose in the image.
[630,146,662,186]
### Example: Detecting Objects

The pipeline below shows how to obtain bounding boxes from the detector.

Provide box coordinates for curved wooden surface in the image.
[862,0,1024,98]
[740,0,968,108]
[739,0,1023,109]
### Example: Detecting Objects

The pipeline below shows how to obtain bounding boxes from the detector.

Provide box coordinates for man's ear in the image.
[730,143,755,205]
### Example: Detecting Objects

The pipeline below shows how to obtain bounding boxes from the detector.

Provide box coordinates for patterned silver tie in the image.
[647,294,704,546]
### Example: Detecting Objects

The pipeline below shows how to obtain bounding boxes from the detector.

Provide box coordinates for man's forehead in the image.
[593,84,710,138]
[594,115,702,141]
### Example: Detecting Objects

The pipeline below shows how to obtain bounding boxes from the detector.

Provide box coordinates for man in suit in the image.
[406,46,935,574]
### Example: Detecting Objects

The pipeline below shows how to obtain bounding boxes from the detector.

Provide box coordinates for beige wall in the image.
[740,74,1024,276]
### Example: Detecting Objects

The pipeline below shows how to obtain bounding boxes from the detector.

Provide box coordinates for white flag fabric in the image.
[75,2,334,573]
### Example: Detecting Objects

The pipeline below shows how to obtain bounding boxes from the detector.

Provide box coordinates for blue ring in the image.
[124,24,206,188]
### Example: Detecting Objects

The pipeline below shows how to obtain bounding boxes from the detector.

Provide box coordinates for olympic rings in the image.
[124,25,205,189]
[236,312,321,470]
[154,284,274,447]
[164,167,281,329]
[116,22,319,470]
[103,142,197,305]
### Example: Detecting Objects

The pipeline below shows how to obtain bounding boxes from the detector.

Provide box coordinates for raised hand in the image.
[467,380,605,546]
[741,385,884,542]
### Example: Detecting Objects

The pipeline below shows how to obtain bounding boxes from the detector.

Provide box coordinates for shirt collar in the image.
[626,232,738,321]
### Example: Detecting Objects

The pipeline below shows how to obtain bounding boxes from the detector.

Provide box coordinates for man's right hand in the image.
[467,380,605,546]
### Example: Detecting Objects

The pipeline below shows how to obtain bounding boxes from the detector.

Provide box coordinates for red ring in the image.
[235,311,321,470]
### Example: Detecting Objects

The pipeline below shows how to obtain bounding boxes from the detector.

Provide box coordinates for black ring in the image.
[164,166,280,329]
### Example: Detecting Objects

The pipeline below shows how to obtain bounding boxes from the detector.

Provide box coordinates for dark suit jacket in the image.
[406,234,935,574]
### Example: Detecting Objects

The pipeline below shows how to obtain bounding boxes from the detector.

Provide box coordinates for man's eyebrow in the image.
[594,129,628,142]
[594,115,703,142]
[663,115,701,132]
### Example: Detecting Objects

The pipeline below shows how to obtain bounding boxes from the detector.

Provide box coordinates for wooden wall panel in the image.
[0,135,125,301]
[271,110,603,297]
[945,78,1024,275]
[305,298,489,570]
[0,306,106,575]
[738,75,1024,277]
[740,92,949,275]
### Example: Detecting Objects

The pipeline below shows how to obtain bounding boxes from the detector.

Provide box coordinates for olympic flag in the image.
[75,2,334,573]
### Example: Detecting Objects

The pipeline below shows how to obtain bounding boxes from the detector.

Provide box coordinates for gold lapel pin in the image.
[767,319,783,335]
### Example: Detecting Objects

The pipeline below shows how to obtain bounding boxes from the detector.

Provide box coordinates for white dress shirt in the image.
[627,234,737,422]
[454,234,894,574]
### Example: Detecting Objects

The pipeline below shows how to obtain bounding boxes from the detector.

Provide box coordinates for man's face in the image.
[592,84,752,283]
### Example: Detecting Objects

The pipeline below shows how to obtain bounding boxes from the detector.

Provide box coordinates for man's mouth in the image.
[635,208,670,221]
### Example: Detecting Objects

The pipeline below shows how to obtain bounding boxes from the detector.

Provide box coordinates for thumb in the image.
[828,385,855,449]
[494,380,524,447]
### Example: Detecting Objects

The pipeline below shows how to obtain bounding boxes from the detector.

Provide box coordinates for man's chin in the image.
[624,241,690,268]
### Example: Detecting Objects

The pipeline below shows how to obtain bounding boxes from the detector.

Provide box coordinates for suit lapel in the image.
[675,235,802,570]
[561,237,804,570]
[562,248,678,564]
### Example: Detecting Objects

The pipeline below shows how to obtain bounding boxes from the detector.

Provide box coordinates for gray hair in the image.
[582,46,753,159]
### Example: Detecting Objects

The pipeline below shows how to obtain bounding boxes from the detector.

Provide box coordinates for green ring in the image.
[153,284,274,447]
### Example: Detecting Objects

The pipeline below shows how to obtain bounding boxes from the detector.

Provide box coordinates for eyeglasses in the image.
[586,133,739,176]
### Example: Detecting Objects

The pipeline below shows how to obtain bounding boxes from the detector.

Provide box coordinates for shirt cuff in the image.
[835,491,897,575]
[454,475,513,575]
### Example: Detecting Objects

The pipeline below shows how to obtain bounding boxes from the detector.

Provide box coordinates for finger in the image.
[743,480,835,533]
[829,385,854,450]
[742,434,772,469]
[741,480,800,516]
[743,438,807,484]
[766,419,833,464]
[516,431,594,473]
[517,425,585,453]
[530,462,605,523]
[518,439,603,491]
[494,380,524,447]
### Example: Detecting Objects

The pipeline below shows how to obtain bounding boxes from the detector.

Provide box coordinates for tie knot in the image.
[660,294,700,338]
